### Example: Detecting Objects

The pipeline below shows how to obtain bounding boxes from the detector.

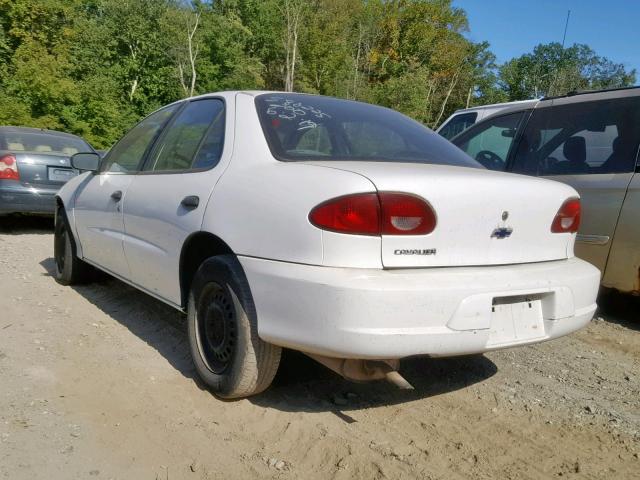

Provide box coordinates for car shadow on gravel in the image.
[40,257,196,380]
[1,215,54,234]
[251,350,497,414]
[597,290,640,332]
[40,256,498,412]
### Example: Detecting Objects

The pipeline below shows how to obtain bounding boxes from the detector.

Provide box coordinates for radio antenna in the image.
[561,10,571,48]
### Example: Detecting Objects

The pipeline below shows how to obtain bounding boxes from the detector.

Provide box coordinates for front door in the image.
[452,110,528,171]
[509,96,640,272]
[74,104,180,277]
[122,98,229,305]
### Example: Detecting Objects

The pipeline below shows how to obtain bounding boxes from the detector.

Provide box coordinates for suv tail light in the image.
[551,198,581,233]
[309,192,436,236]
[0,154,19,180]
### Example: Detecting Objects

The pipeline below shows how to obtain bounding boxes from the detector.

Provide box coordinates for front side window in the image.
[146,99,225,172]
[101,104,179,173]
[512,97,640,176]
[453,112,525,171]
[255,93,481,169]
[438,112,478,139]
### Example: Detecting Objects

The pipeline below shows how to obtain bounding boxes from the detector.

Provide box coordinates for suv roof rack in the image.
[542,85,640,101]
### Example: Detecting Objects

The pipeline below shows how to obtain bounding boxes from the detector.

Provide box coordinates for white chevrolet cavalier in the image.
[55,92,600,398]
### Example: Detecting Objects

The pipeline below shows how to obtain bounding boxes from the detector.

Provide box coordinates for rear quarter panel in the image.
[201,92,381,268]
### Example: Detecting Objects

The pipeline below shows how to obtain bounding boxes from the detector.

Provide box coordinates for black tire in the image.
[187,255,281,399]
[53,207,92,285]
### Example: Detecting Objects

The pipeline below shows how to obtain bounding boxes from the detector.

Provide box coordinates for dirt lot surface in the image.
[0,217,639,480]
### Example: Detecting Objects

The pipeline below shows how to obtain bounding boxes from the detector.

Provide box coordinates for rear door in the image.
[599,160,640,293]
[510,94,640,272]
[74,104,179,278]
[122,98,229,305]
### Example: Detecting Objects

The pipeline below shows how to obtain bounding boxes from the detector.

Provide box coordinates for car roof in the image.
[451,86,640,123]
[541,85,640,101]
[0,126,87,140]
[451,99,538,115]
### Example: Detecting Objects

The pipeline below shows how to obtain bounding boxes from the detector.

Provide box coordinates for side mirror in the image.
[71,152,101,172]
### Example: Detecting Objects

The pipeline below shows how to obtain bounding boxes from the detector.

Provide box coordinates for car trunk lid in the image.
[11,152,77,188]
[306,161,578,268]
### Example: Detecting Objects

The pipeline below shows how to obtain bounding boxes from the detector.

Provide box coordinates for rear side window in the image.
[0,131,90,154]
[512,97,640,176]
[255,93,481,169]
[438,112,478,139]
[146,99,225,172]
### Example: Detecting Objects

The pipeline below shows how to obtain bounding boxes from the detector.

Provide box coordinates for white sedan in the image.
[54,91,600,398]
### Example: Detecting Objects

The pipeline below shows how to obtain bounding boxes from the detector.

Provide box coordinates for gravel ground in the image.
[0,216,638,479]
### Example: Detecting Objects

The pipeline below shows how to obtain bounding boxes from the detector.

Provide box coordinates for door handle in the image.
[181,195,199,209]
[110,190,122,201]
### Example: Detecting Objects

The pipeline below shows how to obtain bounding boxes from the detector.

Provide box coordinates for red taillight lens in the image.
[379,192,436,235]
[309,193,380,235]
[0,154,19,180]
[551,198,581,233]
[309,192,436,236]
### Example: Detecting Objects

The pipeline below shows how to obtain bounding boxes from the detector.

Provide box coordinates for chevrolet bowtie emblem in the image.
[491,227,513,239]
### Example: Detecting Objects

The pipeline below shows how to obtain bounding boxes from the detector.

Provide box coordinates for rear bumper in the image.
[0,183,57,214]
[240,256,600,359]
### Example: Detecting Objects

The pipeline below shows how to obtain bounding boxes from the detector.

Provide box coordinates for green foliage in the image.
[0,0,635,146]
[500,42,637,100]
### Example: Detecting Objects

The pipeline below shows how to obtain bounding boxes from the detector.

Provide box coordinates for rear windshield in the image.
[0,131,91,155]
[255,94,481,168]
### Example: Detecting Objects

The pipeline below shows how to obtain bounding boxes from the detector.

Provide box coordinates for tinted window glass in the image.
[343,122,407,157]
[512,97,640,176]
[293,124,332,155]
[255,93,481,168]
[438,112,478,139]
[454,112,524,171]
[147,99,225,172]
[0,131,90,154]
[102,105,179,173]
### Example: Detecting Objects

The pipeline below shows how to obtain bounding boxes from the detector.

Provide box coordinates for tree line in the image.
[0,0,635,149]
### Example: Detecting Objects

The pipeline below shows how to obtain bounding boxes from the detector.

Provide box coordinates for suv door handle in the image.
[111,190,122,201]
[181,195,199,209]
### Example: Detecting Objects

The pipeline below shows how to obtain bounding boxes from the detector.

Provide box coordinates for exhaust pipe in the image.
[306,354,414,389]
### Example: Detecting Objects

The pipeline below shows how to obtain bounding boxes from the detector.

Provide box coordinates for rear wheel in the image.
[187,255,281,398]
[54,207,92,285]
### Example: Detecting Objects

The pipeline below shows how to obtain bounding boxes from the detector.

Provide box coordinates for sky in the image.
[453,0,640,82]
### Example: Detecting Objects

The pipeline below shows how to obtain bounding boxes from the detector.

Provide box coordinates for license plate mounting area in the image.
[487,294,545,347]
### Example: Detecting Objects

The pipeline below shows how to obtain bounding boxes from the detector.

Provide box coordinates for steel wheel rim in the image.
[196,283,236,374]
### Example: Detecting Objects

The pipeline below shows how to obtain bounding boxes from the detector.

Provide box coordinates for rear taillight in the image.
[309,192,436,236]
[309,193,380,235]
[0,154,19,180]
[551,197,581,233]
[379,193,436,235]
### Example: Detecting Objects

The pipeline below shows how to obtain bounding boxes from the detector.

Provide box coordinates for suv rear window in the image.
[255,94,481,168]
